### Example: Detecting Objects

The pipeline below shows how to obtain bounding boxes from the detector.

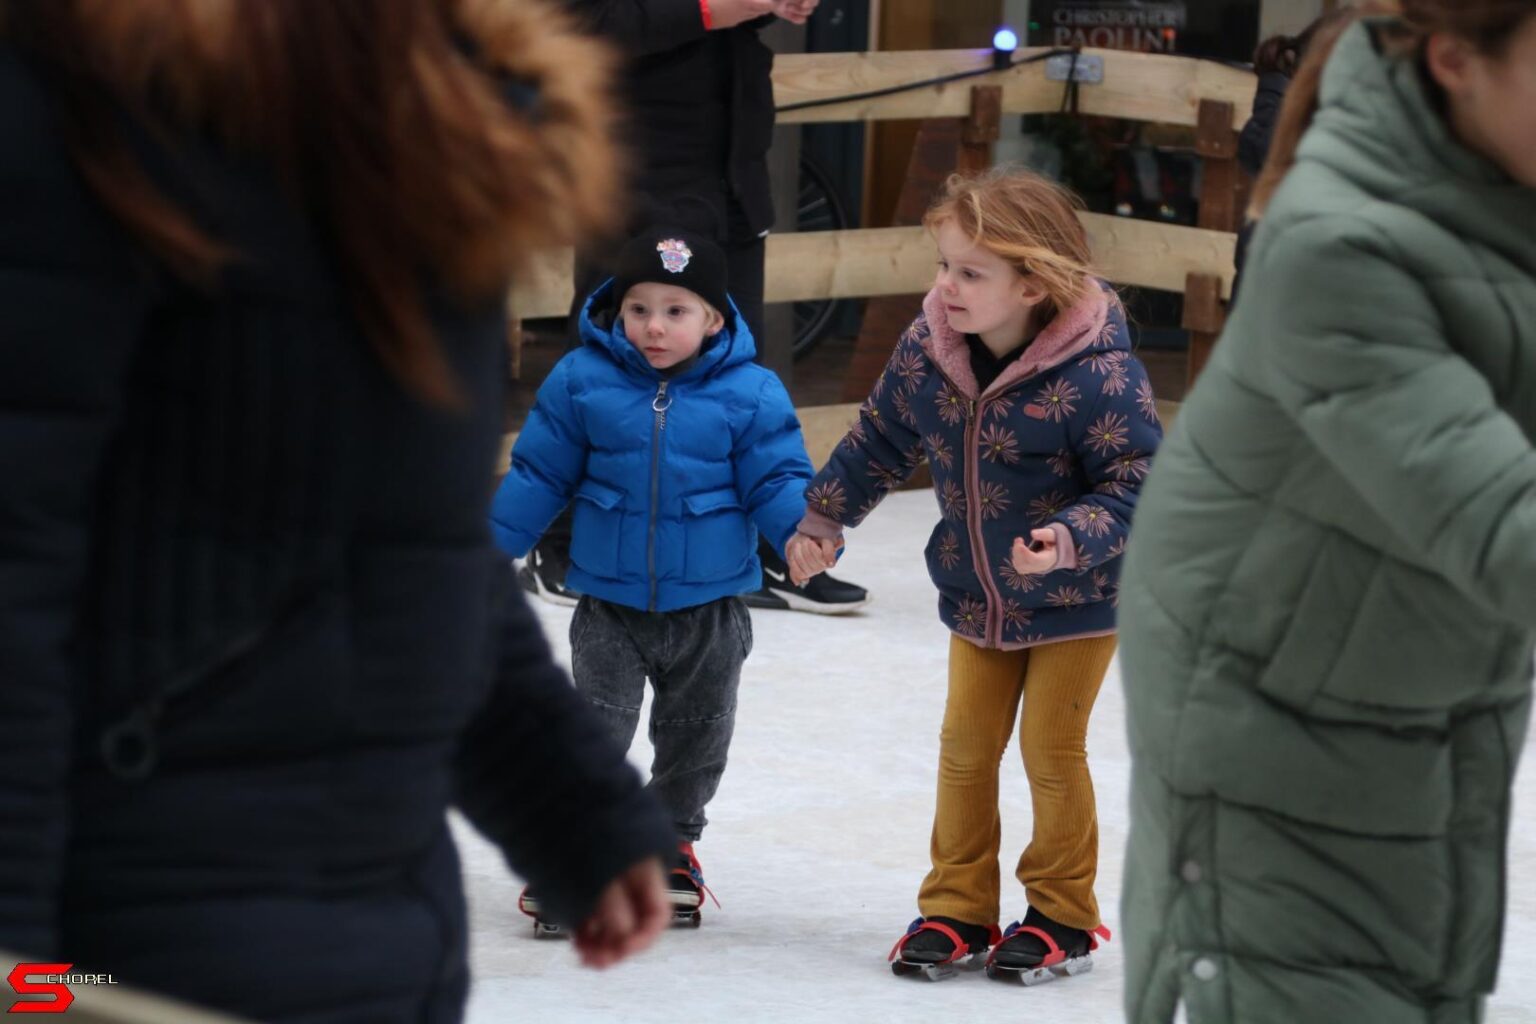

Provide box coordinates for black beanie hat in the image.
[610,224,730,321]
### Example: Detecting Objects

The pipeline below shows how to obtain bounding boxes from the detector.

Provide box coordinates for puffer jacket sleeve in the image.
[454,561,675,927]
[1259,217,1536,626]
[802,329,927,531]
[489,353,587,558]
[732,371,814,557]
[0,69,152,954]
[1050,353,1163,568]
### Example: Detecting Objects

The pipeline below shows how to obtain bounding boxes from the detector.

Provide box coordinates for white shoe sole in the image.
[771,588,870,615]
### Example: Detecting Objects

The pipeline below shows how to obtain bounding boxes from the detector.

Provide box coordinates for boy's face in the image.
[620,282,723,371]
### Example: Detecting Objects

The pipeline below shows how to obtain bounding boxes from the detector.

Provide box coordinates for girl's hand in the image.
[571,857,669,969]
[786,532,839,585]
[1011,528,1059,576]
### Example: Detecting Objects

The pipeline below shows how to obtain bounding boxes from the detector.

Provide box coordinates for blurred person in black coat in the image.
[0,1,675,1020]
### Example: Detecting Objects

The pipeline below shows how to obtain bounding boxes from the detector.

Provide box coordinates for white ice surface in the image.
[458,488,1536,1024]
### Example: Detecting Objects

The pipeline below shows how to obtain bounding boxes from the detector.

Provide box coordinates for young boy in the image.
[490,223,813,923]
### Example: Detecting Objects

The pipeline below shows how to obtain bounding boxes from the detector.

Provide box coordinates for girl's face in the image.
[932,219,1047,347]
[1429,14,1536,188]
[621,282,723,370]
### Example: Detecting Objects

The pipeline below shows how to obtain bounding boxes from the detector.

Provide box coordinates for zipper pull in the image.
[652,381,672,431]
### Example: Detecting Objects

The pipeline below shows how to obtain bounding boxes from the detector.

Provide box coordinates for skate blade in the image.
[987,952,1095,985]
[533,920,568,940]
[891,952,983,982]
[671,909,703,929]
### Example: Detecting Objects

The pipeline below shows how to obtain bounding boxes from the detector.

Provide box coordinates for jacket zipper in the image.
[963,395,1007,645]
[647,380,671,611]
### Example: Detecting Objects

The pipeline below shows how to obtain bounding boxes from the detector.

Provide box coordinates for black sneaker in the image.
[516,544,577,607]
[743,541,870,614]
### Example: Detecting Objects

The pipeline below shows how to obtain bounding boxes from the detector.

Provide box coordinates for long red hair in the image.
[1,0,619,406]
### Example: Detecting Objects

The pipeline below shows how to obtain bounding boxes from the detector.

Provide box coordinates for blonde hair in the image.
[922,167,1096,316]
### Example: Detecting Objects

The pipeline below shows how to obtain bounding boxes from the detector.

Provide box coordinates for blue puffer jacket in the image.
[804,283,1162,648]
[492,281,813,612]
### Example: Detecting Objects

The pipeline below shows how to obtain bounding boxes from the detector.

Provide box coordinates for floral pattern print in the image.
[1068,503,1116,538]
[1035,379,1080,423]
[1085,412,1130,456]
[804,292,1160,650]
[978,422,1021,465]
[806,480,846,519]
[1028,490,1071,526]
[936,383,968,426]
[953,596,987,638]
[939,479,967,521]
[937,531,962,570]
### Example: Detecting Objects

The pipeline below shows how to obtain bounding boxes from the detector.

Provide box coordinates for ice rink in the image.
[458,488,1536,1024]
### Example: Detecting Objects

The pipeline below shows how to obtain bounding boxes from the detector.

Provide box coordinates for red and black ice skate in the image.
[888,916,1002,982]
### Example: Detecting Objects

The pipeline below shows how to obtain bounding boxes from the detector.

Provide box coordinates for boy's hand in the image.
[571,857,669,969]
[710,0,777,29]
[1010,529,1059,576]
[771,0,819,25]
[786,532,839,585]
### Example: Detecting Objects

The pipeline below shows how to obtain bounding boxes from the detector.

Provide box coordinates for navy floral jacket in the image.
[801,283,1162,648]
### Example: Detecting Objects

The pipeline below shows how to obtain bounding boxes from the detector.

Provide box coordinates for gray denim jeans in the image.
[570,595,753,842]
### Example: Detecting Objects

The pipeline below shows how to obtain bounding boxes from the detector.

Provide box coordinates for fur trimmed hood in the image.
[918,282,1117,399]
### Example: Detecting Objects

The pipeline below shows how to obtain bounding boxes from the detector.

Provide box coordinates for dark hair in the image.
[1252,11,1348,76]
[1,0,618,407]
[1250,0,1536,218]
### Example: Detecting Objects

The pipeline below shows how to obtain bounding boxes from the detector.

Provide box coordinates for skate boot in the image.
[888,916,1001,982]
[517,886,566,939]
[668,842,719,928]
[985,905,1110,985]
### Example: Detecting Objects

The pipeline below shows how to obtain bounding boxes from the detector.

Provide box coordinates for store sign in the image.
[1036,1,1186,53]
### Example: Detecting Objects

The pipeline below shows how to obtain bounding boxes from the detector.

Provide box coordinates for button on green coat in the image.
[1119,20,1536,1024]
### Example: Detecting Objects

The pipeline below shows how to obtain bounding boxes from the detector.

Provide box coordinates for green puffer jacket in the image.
[1119,20,1536,1024]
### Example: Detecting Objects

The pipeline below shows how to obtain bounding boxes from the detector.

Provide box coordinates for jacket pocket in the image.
[683,487,751,582]
[570,479,625,580]
[1318,560,1507,714]
[1252,531,1377,713]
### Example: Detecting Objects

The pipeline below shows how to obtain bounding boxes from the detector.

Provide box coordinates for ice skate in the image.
[888,917,1001,981]
[985,906,1110,985]
[668,843,719,928]
[517,886,567,939]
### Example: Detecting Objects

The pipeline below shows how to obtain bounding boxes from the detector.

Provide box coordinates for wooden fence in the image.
[508,45,1256,391]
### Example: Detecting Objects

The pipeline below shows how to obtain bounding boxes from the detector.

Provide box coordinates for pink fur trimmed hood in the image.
[918,283,1113,399]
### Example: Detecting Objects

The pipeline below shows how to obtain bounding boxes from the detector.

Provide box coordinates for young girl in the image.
[789,168,1161,982]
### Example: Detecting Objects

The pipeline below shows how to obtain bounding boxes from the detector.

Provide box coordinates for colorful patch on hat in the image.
[657,239,692,274]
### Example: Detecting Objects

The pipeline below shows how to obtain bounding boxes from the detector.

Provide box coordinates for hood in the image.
[1297,18,1536,276]
[919,280,1119,399]
[577,277,759,380]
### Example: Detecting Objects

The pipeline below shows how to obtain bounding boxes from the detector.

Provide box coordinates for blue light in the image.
[993,27,1019,52]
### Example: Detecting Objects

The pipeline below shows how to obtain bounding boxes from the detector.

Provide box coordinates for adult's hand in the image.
[771,0,818,25]
[570,856,670,969]
[710,0,778,30]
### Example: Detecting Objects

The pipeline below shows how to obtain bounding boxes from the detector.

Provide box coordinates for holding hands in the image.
[1011,528,1059,576]
[785,532,841,585]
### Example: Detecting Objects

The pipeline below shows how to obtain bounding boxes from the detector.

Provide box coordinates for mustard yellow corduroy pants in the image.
[916,633,1117,930]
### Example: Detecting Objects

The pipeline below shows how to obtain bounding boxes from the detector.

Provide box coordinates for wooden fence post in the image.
[1184,97,1241,389]
[959,84,1002,174]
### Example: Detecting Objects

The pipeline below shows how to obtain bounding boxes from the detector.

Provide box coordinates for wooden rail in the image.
[508,215,1236,321]
[772,47,1256,128]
